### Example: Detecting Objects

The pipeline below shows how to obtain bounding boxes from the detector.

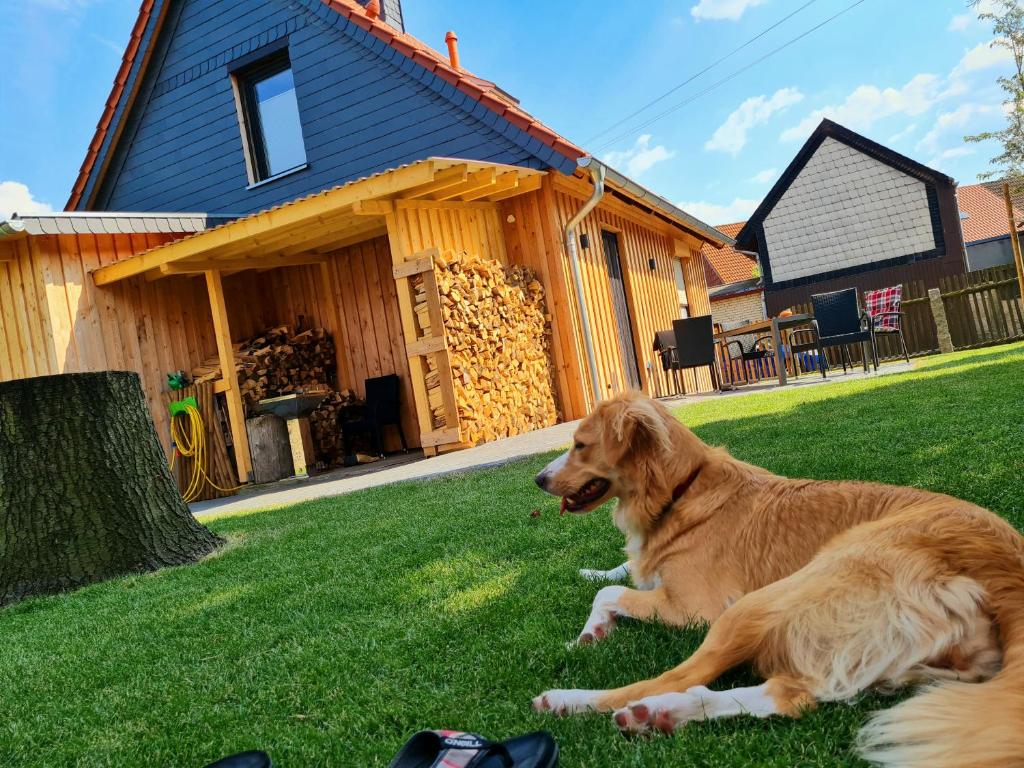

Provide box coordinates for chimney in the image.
[445,31,460,70]
[364,0,380,20]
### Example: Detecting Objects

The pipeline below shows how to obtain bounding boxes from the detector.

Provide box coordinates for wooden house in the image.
[734,119,968,315]
[0,0,731,483]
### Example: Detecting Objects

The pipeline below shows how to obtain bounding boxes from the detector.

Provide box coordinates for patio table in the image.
[714,313,814,386]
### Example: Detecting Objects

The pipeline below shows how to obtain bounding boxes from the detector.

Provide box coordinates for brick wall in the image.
[763,137,937,283]
[711,291,766,351]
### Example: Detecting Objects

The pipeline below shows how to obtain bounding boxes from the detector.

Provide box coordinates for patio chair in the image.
[653,330,683,395]
[795,288,878,374]
[672,316,721,393]
[340,374,408,457]
[864,284,911,364]
[716,320,774,385]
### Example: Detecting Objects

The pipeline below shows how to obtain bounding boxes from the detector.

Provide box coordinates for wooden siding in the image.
[0,231,420,458]
[500,175,712,420]
[89,0,551,214]
[0,232,215,456]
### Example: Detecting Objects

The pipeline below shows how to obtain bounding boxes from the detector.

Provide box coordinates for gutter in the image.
[565,157,606,408]
[0,219,26,238]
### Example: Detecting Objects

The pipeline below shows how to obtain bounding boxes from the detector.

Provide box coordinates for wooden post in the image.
[205,269,252,482]
[383,213,440,457]
[928,287,954,354]
[1002,182,1024,304]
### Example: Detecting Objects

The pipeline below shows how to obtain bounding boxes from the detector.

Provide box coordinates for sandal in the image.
[389,730,558,768]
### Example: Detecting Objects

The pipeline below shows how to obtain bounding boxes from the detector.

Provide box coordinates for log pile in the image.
[308,388,363,464]
[189,326,363,467]
[413,252,558,445]
[191,326,337,411]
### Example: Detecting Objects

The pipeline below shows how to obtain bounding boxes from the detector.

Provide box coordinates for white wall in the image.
[763,137,938,283]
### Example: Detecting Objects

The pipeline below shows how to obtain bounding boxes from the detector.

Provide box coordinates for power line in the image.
[594,0,870,153]
[584,0,822,145]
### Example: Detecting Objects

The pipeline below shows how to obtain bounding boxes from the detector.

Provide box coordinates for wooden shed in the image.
[1,155,723,484]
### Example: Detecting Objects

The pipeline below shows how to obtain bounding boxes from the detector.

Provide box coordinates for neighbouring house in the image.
[0,0,731,485]
[702,221,766,329]
[734,118,968,316]
[957,181,1024,271]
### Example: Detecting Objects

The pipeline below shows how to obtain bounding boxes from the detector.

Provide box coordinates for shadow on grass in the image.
[0,346,1021,767]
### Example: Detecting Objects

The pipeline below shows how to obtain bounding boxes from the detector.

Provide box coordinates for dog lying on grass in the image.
[532,391,1023,768]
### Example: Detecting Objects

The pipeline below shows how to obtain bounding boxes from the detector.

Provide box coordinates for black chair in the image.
[672,316,721,393]
[340,374,408,457]
[653,330,683,395]
[794,288,878,374]
[716,321,774,385]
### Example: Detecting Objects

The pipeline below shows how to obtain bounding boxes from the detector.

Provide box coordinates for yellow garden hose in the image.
[170,403,242,502]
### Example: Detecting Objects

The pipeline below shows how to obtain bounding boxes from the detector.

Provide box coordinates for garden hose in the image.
[169,403,242,502]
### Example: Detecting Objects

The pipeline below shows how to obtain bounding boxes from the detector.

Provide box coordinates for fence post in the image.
[928,288,954,354]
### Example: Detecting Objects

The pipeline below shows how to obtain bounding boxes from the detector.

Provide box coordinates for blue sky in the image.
[0,0,1013,225]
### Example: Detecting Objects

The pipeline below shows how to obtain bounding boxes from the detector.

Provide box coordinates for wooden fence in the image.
[786,264,1024,362]
[938,266,1024,350]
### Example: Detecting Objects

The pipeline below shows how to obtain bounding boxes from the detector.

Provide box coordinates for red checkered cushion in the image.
[864,285,902,332]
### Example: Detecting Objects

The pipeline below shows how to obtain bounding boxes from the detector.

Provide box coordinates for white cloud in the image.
[691,0,766,22]
[918,103,996,154]
[949,0,998,32]
[751,168,777,184]
[926,146,975,168]
[0,181,53,220]
[677,197,760,224]
[950,40,1014,81]
[603,134,676,177]
[780,74,941,142]
[706,88,803,154]
[888,123,918,144]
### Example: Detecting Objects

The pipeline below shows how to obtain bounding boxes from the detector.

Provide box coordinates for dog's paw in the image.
[579,564,629,582]
[532,689,603,716]
[612,688,715,734]
[576,617,615,646]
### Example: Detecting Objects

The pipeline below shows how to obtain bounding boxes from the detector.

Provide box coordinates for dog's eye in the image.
[574,441,585,451]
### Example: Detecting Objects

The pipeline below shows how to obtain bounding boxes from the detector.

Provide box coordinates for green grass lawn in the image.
[2,344,1023,767]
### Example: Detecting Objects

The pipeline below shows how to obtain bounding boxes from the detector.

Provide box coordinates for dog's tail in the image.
[857,563,1024,768]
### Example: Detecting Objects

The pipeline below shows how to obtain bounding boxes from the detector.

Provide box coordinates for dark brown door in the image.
[601,230,642,390]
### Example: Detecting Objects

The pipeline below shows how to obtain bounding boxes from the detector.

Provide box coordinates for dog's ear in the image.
[601,395,672,462]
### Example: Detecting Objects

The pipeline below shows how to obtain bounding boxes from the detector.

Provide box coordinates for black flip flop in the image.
[389,730,558,768]
[203,751,272,768]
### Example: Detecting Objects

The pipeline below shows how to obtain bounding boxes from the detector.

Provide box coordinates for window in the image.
[672,259,689,318]
[235,51,306,183]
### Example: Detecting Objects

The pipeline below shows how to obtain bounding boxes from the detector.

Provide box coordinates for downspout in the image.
[565,156,606,409]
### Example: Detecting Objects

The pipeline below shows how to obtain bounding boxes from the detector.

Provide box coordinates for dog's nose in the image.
[534,472,548,490]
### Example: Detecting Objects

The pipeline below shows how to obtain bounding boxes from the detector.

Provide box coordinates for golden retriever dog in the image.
[532,391,1024,768]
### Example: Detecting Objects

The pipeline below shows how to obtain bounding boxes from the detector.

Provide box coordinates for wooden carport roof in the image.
[91,158,545,285]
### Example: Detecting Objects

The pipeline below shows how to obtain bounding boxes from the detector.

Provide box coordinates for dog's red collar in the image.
[663,463,704,515]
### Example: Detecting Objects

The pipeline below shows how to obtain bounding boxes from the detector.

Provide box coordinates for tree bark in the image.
[0,372,223,607]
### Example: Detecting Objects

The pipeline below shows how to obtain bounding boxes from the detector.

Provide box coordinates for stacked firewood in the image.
[190,326,365,467]
[191,326,337,411]
[308,388,363,464]
[413,252,558,445]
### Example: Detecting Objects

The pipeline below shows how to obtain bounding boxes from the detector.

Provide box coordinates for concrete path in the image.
[191,361,911,518]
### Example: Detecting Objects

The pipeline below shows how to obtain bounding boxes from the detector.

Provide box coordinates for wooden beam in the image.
[92,161,439,285]
[352,199,394,216]
[403,165,469,199]
[150,254,329,279]
[485,172,543,202]
[205,270,252,483]
[269,221,388,259]
[392,248,439,279]
[460,171,518,202]
[429,168,496,202]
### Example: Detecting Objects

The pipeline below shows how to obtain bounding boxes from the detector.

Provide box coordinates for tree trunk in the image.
[0,372,223,607]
